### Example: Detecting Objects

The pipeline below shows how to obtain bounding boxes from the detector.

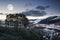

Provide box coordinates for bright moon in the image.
[7,4,14,11]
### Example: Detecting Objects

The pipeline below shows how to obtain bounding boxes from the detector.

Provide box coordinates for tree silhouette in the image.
[5,13,29,28]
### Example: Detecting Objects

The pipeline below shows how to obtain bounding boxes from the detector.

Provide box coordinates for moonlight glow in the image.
[7,4,14,11]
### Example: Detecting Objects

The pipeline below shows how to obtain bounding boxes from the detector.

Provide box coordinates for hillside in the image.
[0,26,60,40]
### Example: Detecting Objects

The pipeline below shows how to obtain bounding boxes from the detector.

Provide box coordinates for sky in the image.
[0,0,60,20]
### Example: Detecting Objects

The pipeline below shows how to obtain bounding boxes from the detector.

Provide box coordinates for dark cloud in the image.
[25,3,33,7]
[46,6,50,8]
[21,10,46,16]
[0,13,3,15]
[36,5,50,10]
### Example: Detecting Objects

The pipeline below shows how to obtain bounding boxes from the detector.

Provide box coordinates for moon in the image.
[7,4,14,11]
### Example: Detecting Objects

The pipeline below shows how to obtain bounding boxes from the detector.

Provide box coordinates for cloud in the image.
[0,13,3,15]
[36,5,50,10]
[21,10,46,16]
[25,3,33,7]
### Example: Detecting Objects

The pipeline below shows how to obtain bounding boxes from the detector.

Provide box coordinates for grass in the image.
[0,26,60,40]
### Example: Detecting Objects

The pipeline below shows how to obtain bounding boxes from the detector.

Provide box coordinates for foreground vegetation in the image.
[0,26,60,40]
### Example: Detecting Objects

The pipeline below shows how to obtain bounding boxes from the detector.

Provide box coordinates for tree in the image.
[5,13,29,28]
[21,17,29,28]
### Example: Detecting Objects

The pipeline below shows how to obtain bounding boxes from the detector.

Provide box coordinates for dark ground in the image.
[0,26,60,40]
